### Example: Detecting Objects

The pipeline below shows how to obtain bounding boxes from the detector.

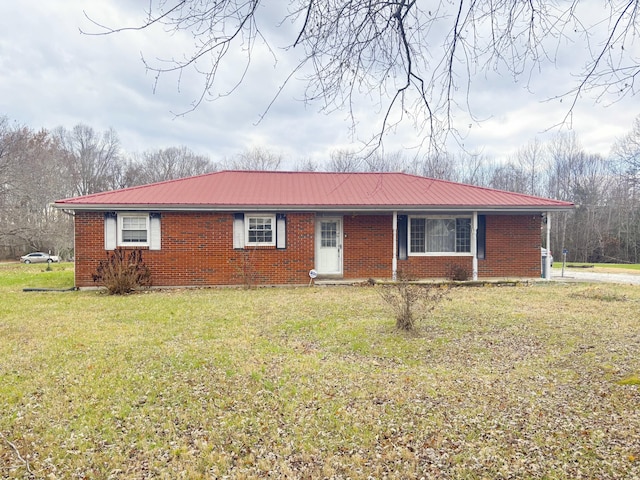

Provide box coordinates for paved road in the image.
[552,270,640,285]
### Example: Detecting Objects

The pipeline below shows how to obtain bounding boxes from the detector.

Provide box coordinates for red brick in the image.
[74,212,541,287]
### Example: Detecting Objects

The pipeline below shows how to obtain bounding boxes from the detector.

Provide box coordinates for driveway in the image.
[552,268,640,285]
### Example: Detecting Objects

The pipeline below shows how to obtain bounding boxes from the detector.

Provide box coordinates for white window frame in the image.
[244,214,276,247]
[118,213,150,247]
[408,215,472,256]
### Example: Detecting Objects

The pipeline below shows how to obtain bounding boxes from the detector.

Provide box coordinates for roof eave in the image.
[53,203,574,213]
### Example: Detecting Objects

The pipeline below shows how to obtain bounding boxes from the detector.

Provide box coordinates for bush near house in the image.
[92,248,152,294]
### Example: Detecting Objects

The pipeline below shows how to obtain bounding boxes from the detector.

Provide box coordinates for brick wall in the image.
[477,214,541,278]
[400,255,474,279]
[74,211,106,286]
[74,211,315,287]
[399,214,541,279]
[74,211,542,287]
[343,214,393,279]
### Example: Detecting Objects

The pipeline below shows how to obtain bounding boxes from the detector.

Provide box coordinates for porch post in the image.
[545,211,552,280]
[472,212,478,281]
[392,211,398,281]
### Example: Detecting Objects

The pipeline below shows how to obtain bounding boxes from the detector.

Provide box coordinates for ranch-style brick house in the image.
[54,171,574,288]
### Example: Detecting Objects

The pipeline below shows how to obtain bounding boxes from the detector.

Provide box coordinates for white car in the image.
[20,252,60,264]
[541,247,553,266]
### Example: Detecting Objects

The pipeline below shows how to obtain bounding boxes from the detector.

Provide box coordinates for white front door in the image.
[316,217,343,275]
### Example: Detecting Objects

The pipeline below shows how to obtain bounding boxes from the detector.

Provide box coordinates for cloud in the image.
[1,0,639,170]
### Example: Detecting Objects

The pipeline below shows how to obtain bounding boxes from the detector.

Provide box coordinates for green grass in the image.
[593,263,640,271]
[555,262,640,271]
[1,264,639,478]
[0,262,75,289]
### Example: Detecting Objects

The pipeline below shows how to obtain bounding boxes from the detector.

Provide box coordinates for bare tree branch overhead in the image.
[84,1,640,152]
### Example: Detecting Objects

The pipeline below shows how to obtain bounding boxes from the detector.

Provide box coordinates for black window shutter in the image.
[397,215,408,260]
[477,215,486,260]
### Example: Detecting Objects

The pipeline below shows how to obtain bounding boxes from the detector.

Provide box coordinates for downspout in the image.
[392,211,398,281]
[472,212,478,281]
[545,211,552,280]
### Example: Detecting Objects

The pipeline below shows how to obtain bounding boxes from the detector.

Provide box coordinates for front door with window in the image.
[316,217,343,275]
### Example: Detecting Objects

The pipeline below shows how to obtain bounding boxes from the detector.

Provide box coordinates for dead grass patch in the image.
[568,285,630,302]
[1,269,639,478]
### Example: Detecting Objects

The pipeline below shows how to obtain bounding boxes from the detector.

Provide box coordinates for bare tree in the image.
[327,149,362,172]
[545,132,584,261]
[489,162,528,194]
[292,157,320,172]
[224,147,282,171]
[109,157,145,190]
[0,120,72,258]
[86,1,640,151]
[136,146,216,183]
[611,117,640,262]
[363,151,408,172]
[547,132,584,201]
[415,151,457,180]
[0,117,20,200]
[54,124,121,196]
[566,153,615,262]
[0,118,25,256]
[452,152,493,186]
[612,115,640,192]
[514,139,547,197]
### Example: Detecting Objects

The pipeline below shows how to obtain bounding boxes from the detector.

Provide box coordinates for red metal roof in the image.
[54,171,574,211]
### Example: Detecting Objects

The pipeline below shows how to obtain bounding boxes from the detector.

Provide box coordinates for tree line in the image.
[1,115,639,264]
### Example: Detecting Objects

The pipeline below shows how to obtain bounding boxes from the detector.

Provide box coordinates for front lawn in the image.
[1,265,639,478]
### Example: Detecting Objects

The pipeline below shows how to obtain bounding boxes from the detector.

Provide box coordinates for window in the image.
[321,221,337,247]
[104,213,160,250]
[410,218,426,253]
[409,216,471,254]
[121,216,148,243]
[455,218,471,253]
[245,215,275,246]
[234,213,285,249]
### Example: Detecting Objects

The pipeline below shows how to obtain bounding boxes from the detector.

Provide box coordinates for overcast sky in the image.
[1,1,639,169]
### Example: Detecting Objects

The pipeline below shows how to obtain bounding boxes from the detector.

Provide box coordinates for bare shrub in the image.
[231,249,258,289]
[92,248,152,294]
[446,263,470,281]
[378,272,449,331]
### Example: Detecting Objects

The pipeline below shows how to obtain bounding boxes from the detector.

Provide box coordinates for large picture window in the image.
[409,217,471,254]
